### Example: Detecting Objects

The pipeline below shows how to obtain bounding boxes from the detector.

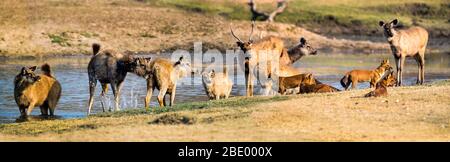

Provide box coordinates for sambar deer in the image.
[379,19,429,86]
[230,21,317,96]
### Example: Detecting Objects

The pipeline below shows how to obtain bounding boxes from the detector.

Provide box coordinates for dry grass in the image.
[1,80,449,142]
[0,0,393,57]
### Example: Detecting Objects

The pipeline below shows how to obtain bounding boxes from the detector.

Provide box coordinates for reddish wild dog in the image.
[14,64,61,117]
[340,59,392,90]
[278,73,315,95]
[379,19,429,86]
[133,56,191,108]
[231,22,317,96]
[364,72,394,97]
[87,43,136,115]
[300,83,340,94]
[201,67,233,100]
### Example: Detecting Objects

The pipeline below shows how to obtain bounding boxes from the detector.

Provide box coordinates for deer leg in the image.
[418,52,425,85]
[87,80,97,115]
[157,86,168,107]
[100,83,108,112]
[170,86,176,106]
[145,79,154,110]
[399,56,405,86]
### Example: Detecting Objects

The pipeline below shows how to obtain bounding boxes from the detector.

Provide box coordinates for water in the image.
[0,53,449,123]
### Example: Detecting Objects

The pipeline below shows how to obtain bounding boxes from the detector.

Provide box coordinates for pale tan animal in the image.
[379,19,429,86]
[201,67,233,100]
[230,22,317,96]
[133,56,191,108]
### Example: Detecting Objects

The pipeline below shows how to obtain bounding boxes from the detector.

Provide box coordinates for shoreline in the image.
[1,80,449,141]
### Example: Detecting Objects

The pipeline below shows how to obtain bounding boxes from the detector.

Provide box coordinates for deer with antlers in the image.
[230,21,317,96]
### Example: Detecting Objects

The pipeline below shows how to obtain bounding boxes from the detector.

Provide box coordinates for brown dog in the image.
[14,64,61,117]
[87,43,136,115]
[340,59,392,90]
[300,83,340,94]
[278,73,315,95]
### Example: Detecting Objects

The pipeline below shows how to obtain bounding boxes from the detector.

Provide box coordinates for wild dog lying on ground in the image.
[300,82,340,94]
[201,67,233,100]
[87,43,136,115]
[364,72,394,97]
[14,64,61,117]
[379,19,428,86]
[278,73,315,95]
[231,21,317,96]
[133,56,191,108]
[340,59,392,90]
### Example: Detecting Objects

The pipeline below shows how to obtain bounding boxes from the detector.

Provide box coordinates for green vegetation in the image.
[143,0,449,36]
[48,33,71,47]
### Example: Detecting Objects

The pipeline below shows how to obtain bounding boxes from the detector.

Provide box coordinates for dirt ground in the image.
[1,80,449,142]
[0,0,392,57]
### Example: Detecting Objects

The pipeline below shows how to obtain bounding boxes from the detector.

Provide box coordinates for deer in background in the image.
[379,19,429,86]
[230,21,317,96]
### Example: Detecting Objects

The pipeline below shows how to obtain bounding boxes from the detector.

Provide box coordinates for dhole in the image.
[201,67,233,100]
[340,59,392,90]
[14,64,61,117]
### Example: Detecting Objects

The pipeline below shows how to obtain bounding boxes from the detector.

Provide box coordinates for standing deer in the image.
[379,19,429,86]
[230,22,317,96]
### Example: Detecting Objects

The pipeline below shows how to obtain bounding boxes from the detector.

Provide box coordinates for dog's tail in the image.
[92,43,101,55]
[41,63,53,77]
[340,74,349,88]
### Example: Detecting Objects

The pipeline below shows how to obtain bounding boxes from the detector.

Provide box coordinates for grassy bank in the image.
[1,80,449,141]
[3,0,448,57]
[147,0,450,36]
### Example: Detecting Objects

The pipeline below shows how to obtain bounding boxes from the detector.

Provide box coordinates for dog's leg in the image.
[110,81,122,112]
[87,80,97,115]
[26,103,35,116]
[100,83,108,112]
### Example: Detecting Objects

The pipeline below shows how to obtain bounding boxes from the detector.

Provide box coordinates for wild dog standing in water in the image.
[340,59,392,90]
[133,56,191,108]
[379,19,428,86]
[87,43,136,115]
[201,67,233,100]
[230,21,317,96]
[278,73,315,95]
[14,64,61,117]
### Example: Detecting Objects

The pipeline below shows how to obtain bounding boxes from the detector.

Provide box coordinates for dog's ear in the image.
[379,21,385,27]
[300,37,306,45]
[21,67,27,75]
[391,19,398,26]
[29,66,37,71]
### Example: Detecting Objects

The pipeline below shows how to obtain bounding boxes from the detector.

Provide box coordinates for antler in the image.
[249,21,255,42]
[230,24,243,43]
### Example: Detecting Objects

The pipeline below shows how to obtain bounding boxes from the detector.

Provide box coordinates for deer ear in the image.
[392,19,398,26]
[300,37,306,44]
[379,21,385,27]
[29,66,37,71]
